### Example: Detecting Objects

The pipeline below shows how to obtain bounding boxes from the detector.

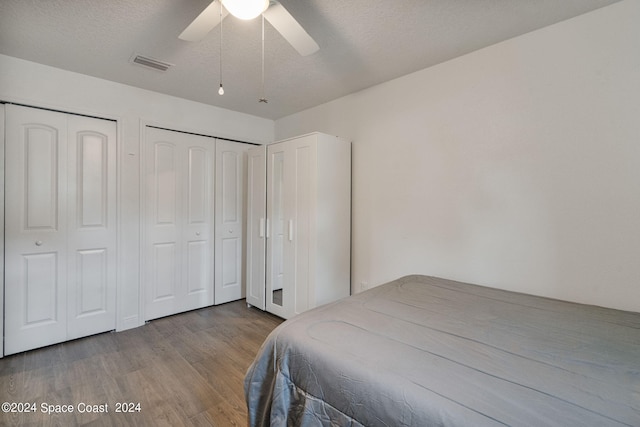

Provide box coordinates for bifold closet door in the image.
[4,105,117,355]
[143,127,215,321]
[214,140,248,304]
[66,114,117,339]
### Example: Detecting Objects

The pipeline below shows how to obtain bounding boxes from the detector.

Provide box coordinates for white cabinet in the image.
[246,132,351,319]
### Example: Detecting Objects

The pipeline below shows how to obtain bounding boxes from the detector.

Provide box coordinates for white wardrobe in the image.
[246,132,351,319]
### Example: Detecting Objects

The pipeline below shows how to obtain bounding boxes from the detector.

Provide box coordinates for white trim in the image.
[0,104,5,357]
[138,119,147,325]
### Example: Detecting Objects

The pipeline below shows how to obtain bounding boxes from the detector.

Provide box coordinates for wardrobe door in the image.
[214,140,248,304]
[265,142,288,318]
[144,127,215,320]
[5,106,68,354]
[245,146,266,310]
[289,136,317,317]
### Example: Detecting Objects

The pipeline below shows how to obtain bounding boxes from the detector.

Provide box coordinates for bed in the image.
[244,275,640,426]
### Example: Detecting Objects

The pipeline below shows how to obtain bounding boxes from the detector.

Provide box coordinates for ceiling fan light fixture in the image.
[221,0,269,20]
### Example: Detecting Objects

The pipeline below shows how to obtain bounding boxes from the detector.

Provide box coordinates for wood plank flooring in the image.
[0,300,283,426]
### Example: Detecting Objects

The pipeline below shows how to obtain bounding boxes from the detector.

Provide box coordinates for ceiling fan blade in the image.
[179,1,229,42]
[263,2,319,56]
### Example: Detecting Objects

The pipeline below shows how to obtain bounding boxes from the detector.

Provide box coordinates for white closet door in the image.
[5,106,69,354]
[66,115,117,339]
[214,140,248,304]
[245,146,266,309]
[4,105,117,355]
[183,141,215,310]
[144,127,214,320]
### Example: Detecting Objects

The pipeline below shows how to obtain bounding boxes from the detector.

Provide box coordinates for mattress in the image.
[244,275,640,426]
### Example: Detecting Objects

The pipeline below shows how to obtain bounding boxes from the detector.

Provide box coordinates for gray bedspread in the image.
[244,275,640,426]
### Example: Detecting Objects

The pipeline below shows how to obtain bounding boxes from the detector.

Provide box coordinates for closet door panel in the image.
[75,249,107,313]
[4,106,68,355]
[67,116,117,339]
[154,142,179,226]
[145,131,183,318]
[152,242,179,299]
[187,147,208,224]
[222,238,240,283]
[24,253,59,323]
[25,127,60,229]
[183,144,213,308]
[186,240,208,294]
[145,136,182,320]
[77,132,107,226]
[215,140,247,304]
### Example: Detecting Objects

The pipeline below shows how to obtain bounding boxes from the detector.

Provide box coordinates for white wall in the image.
[0,54,274,330]
[275,0,640,312]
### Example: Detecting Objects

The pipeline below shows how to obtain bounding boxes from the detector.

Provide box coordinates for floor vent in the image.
[130,54,174,72]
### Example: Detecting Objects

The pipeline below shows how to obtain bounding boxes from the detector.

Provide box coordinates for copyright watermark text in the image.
[2,401,141,414]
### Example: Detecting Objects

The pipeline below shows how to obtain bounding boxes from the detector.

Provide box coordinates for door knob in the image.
[196,232,201,236]
[35,240,43,246]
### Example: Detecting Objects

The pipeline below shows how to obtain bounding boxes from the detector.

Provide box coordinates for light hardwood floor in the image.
[0,300,283,426]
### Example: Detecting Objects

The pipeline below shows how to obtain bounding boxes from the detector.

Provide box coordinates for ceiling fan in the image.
[179,0,319,56]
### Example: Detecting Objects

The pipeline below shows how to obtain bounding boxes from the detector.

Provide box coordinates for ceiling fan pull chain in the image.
[218,0,225,95]
[259,14,268,103]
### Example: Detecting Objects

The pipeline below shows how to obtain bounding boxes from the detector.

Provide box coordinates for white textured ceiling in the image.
[0,0,620,120]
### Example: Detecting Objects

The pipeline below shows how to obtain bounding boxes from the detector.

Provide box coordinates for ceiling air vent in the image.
[130,54,174,72]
